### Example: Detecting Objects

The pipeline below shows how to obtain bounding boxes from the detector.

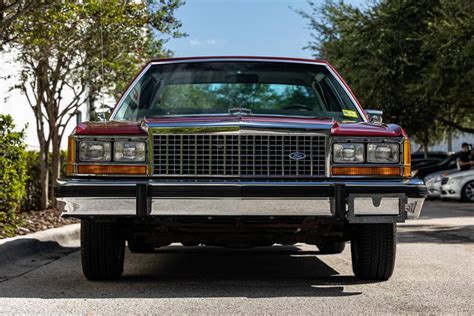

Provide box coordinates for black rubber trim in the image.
[346,185,427,198]
[334,184,346,220]
[56,181,426,199]
[136,183,151,217]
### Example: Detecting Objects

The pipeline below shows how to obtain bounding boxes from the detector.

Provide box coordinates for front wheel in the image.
[461,181,474,202]
[81,220,125,280]
[351,223,396,281]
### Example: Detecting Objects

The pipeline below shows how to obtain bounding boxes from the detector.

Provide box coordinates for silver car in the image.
[440,169,474,201]
[424,170,459,199]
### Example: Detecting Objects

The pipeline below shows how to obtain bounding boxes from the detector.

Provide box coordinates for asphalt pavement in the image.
[0,200,472,314]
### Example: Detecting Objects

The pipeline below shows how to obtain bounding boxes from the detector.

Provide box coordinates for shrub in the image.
[21,151,42,211]
[21,150,67,211]
[0,114,27,237]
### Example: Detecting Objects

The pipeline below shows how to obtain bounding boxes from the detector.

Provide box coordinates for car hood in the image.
[424,169,460,181]
[447,169,474,179]
[75,115,406,137]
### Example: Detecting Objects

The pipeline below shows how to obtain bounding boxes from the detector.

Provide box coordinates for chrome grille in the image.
[152,134,326,177]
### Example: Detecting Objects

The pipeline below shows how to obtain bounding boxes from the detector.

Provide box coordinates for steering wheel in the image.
[282,104,313,111]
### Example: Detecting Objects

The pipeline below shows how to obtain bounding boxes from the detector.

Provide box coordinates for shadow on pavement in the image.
[418,201,474,219]
[0,245,365,299]
[0,238,79,280]
[397,226,473,244]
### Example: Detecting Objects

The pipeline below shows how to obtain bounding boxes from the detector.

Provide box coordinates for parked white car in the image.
[424,170,459,199]
[440,169,474,201]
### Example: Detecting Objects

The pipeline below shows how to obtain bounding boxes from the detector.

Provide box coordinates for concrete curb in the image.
[0,224,80,281]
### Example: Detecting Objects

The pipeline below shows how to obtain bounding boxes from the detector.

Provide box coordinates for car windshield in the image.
[112,61,363,121]
[437,153,459,166]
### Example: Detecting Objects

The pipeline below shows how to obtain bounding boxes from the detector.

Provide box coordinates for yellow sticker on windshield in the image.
[342,109,358,118]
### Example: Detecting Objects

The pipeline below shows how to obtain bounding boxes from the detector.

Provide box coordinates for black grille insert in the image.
[152,134,326,177]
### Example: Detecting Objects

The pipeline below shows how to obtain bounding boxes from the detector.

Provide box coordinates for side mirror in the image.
[95,107,112,122]
[366,109,383,124]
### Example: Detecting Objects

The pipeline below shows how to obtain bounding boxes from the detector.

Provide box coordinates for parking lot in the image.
[0,200,472,314]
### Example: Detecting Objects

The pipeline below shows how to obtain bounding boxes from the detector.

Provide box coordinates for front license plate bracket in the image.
[347,193,407,223]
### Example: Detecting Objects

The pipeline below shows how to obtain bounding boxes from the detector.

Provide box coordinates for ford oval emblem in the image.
[289,152,306,160]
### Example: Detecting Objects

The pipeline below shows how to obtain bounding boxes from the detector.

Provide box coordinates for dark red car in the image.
[56,57,426,281]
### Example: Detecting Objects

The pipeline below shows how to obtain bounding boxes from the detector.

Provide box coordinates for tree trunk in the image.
[34,56,51,210]
[447,128,453,153]
[50,126,61,205]
[422,142,429,158]
[39,140,49,209]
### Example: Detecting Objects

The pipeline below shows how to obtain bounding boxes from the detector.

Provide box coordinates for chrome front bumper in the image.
[56,179,426,222]
[58,197,335,217]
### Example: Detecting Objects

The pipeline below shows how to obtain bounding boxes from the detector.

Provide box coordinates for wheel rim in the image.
[465,182,474,201]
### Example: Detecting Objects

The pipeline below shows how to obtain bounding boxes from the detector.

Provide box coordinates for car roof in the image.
[148,56,329,65]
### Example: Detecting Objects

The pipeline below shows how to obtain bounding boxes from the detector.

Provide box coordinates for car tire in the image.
[128,238,155,253]
[351,223,396,281]
[81,220,125,280]
[461,181,474,202]
[316,241,346,254]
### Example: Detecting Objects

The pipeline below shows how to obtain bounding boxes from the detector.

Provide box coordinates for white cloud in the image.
[189,38,217,47]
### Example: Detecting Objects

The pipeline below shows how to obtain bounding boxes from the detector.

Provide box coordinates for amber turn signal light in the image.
[403,138,411,177]
[332,166,401,176]
[67,136,76,163]
[77,165,147,175]
[67,136,76,175]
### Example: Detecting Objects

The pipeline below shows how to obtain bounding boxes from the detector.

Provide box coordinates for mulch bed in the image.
[0,208,79,239]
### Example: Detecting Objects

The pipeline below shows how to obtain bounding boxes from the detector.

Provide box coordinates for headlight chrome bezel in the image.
[77,137,147,164]
[331,138,405,177]
[332,141,401,164]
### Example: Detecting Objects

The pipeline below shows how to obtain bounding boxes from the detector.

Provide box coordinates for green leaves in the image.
[4,0,185,209]
[0,115,27,237]
[9,0,186,110]
[299,0,474,149]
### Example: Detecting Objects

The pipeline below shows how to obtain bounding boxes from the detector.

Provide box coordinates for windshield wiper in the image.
[228,107,252,116]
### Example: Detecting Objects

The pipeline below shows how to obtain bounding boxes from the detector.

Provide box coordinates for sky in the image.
[166,0,367,59]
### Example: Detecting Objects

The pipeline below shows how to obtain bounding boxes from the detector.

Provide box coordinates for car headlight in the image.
[79,141,112,161]
[333,143,364,163]
[114,141,146,162]
[367,143,399,163]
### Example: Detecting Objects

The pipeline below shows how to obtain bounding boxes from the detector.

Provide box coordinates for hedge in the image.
[21,151,67,211]
[0,114,27,237]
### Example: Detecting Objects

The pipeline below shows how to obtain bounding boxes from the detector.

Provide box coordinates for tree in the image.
[417,0,474,134]
[298,0,473,154]
[0,0,52,45]
[8,0,185,208]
